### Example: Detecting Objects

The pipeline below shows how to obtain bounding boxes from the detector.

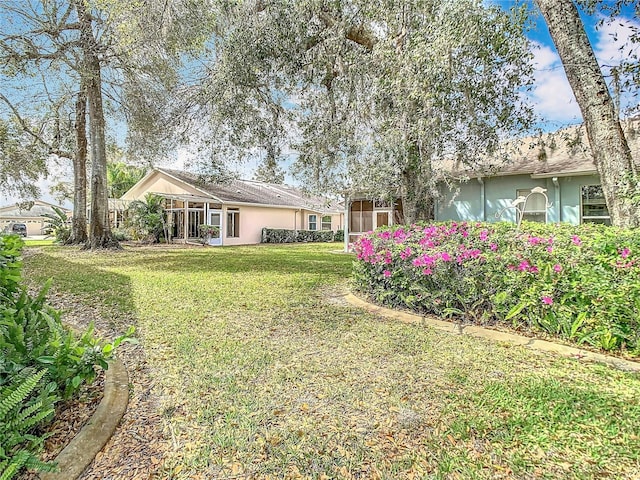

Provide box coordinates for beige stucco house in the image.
[121,168,344,246]
[0,200,71,236]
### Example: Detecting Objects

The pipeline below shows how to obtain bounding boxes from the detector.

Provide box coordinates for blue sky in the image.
[2,1,639,205]
[514,0,639,130]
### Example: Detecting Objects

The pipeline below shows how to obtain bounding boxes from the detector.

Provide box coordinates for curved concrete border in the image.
[345,292,640,373]
[40,358,130,480]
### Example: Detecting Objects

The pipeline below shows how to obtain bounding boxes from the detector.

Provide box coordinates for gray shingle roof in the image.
[157,168,343,213]
[454,119,640,178]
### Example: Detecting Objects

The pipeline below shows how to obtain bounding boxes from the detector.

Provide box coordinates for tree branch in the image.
[0,92,73,159]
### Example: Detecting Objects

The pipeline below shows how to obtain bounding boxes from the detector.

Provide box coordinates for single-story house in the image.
[436,120,639,225]
[342,119,639,248]
[0,200,72,236]
[120,168,344,245]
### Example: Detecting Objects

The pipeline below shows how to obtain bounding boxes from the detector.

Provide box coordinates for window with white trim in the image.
[226,209,240,237]
[516,189,546,223]
[581,185,610,225]
[321,215,332,230]
[308,214,317,230]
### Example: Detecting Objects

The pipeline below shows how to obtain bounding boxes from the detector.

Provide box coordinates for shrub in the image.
[0,235,23,302]
[41,207,71,244]
[261,228,335,243]
[334,229,345,242]
[0,237,135,479]
[0,369,58,480]
[353,221,640,355]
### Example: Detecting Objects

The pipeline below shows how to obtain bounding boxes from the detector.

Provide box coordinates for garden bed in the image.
[353,221,640,357]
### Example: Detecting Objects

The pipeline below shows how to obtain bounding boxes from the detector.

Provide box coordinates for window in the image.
[226,209,240,237]
[350,200,373,233]
[581,185,610,225]
[321,215,332,231]
[308,214,317,230]
[516,189,547,223]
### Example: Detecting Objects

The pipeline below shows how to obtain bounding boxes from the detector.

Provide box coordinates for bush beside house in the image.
[261,228,337,243]
[353,221,640,356]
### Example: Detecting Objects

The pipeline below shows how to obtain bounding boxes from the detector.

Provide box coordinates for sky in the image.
[1,1,639,207]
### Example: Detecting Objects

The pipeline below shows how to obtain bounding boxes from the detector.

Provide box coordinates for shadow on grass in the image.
[118,245,354,277]
[24,250,137,328]
[451,375,639,450]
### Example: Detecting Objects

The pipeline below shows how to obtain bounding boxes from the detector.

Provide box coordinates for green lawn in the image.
[23,243,640,479]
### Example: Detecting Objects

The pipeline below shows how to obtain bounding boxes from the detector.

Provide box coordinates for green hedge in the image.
[352,222,640,356]
[261,228,336,243]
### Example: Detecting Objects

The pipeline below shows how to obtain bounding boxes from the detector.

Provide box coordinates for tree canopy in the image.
[180,0,536,221]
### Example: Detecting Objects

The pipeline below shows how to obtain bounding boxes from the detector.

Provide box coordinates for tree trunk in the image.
[401,145,435,224]
[68,88,88,244]
[536,0,638,228]
[75,0,119,249]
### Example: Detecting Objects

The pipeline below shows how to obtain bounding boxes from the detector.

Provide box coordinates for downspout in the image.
[552,177,560,222]
[344,195,350,252]
[477,177,486,221]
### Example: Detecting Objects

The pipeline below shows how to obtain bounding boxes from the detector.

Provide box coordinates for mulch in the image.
[19,290,171,480]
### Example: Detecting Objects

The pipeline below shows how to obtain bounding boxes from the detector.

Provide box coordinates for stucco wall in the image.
[436,174,603,225]
[223,205,297,245]
[122,172,203,200]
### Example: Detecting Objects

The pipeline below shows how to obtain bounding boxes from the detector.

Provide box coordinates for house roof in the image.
[0,200,71,218]
[458,118,640,179]
[155,168,343,213]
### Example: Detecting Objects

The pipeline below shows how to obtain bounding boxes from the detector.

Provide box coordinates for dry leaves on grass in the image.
[23,290,171,480]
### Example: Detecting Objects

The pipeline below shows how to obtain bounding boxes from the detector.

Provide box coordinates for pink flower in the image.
[546,246,553,253]
[541,296,554,305]
[553,264,562,273]
[400,247,412,260]
[440,252,452,262]
[479,229,489,241]
[571,235,582,246]
[383,270,392,278]
[518,260,530,272]
[528,236,542,245]
[422,268,433,275]
[621,247,631,259]
[529,265,539,274]
[490,243,498,251]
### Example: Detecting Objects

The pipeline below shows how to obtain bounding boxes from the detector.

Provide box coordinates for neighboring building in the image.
[436,120,639,225]
[0,200,72,236]
[343,120,639,248]
[120,168,344,245]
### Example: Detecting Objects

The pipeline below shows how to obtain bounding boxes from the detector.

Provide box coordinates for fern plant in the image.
[0,369,57,480]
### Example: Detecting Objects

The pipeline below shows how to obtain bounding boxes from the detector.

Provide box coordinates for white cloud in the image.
[528,41,582,127]
[594,15,640,68]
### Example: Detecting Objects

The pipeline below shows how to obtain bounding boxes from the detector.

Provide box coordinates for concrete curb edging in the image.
[40,358,130,480]
[344,292,640,373]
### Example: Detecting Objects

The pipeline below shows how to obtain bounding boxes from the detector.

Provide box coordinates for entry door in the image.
[208,210,223,246]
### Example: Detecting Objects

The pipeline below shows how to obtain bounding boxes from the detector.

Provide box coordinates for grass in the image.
[23,243,640,479]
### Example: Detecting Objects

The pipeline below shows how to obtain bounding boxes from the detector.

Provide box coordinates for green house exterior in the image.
[435,120,640,226]
[435,172,606,225]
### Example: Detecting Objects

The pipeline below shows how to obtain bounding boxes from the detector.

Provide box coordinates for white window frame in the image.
[226,208,240,238]
[308,214,317,230]
[580,184,610,225]
[321,215,332,231]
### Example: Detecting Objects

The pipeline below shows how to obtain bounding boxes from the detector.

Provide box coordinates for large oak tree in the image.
[185,0,536,222]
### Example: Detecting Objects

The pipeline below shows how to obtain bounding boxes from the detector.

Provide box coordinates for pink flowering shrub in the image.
[352,221,640,355]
